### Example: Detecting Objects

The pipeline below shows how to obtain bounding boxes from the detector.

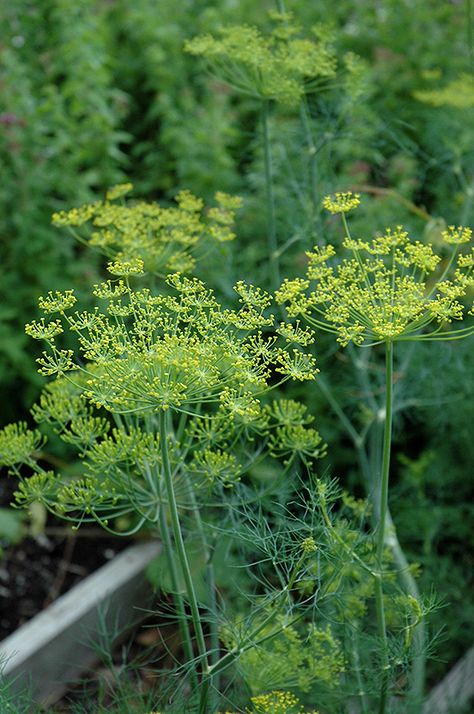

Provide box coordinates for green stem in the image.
[385,511,425,710]
[158,412,210,709]
[374,340,393,714]
[467,0,474,71]
[262,99,280,291]
[351,623,369,714]
[184,475,220,708]
[300,97,322,238]
[317,373,361,447]
[158,502,198,690]
[319,349,426,708]
[377,342,393,562]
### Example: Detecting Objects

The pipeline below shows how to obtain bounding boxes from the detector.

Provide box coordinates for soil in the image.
[0,531,130,641]
[0,477,130,641]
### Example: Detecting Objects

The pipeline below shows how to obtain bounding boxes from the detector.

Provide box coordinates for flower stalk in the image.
[158,411,211,708]
[262,100,280,291]
[373,340,393,714]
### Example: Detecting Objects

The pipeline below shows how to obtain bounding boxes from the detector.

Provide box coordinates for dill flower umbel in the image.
[322,192,361,214]
[0,262,321,524]
[251,690,319,713]
[52,184,242,275]
[31,269,316,412]
[276,195,474,346]
[185,14,337,107]
[414,72,474,109]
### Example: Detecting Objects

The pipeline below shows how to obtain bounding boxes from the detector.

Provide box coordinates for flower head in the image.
[185,17,337,107]
[322,192,361,214]
[441,225,472,245]
[277,204,474,346]
[52,188,241,276]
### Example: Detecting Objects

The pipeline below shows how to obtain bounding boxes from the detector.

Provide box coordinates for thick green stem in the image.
[275,0,286,14]
[158,502,198,690]
[377,342,393,562]
[184,475,220,708]
[374,340,393,713]
[158,412,210,709]
[262,100,280,291]
[319,348,426,708]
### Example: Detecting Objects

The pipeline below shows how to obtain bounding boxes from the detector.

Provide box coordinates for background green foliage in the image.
[1,0,473,706]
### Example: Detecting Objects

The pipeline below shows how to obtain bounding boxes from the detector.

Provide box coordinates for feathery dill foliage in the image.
[52,183,242,276]
[185,12,337,107]
[276,192,474,346]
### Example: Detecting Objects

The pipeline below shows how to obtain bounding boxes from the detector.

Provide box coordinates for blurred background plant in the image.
[1,0,473,710]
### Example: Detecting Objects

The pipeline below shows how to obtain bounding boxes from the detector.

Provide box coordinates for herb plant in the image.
[3,187,471,710]
[276,192,474,711]
[1,2,473,712]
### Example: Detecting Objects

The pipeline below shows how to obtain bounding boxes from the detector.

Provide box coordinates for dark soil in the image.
[0,477,130,641]
[0,531,130,641]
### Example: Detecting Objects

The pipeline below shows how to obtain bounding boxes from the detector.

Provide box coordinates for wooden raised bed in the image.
[0,540,161,708]
[423,644,474,714]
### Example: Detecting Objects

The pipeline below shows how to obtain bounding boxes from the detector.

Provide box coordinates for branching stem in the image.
[157,502,198,690]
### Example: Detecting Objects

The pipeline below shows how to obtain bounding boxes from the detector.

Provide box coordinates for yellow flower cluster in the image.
[414,72,474,109]
[52,185,242,276]
[322,192,361,214]
[31,268,317,413]
[38,290,77,314]
[226,615,344,696]
[191,448,240,489]
[264,399,326,464]
[301,536,318,554]
[185,14,337,107]
[0,423,44,468]
[441,225,472,244]
[105,183,133,201]
[5,266,326,526]
[276,197,474,346]
[251,690,319,713]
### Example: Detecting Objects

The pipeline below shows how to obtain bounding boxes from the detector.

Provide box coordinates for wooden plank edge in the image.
[423,644,474,714]
[0,539,161,706]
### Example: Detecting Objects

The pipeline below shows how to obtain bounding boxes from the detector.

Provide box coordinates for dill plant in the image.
[0,257,324,712]
[276,191,474,713]
[0,218,408,711]
[185,12,339,292]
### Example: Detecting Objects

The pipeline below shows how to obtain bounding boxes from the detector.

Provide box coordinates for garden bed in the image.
[0,529,130,641]
[0,540,161,707]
